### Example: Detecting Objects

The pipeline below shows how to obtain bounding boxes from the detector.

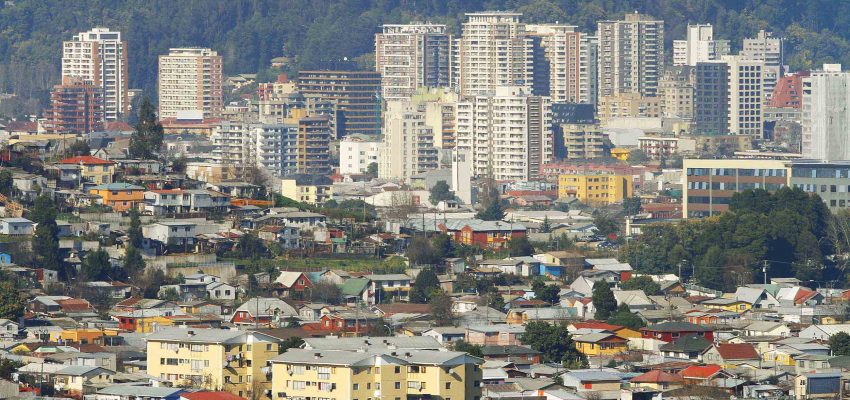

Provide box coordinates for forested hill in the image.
[1,0,849,109]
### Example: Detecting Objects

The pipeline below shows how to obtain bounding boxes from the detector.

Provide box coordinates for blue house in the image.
[0,252,11,265]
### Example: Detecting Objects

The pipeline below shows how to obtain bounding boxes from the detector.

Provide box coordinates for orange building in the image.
[89,182,145,211]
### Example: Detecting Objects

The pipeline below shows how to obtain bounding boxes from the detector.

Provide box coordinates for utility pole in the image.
[762,260,769,285]
[677,261,682,283]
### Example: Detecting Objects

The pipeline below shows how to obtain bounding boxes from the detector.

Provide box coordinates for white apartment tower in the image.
[455,86,552,181]
[339,136,380,175]
[525,24,598,104]
[597,13,665,98]
[379,101,439,181]
[375,24,452,100]
[158,48,223,119]
[672,24,729,66]
[802,64,850,161]
[211,122,298,177]
[454,12,534,96]
[62,27,128,121]
[741,30,784,104]
[723,55,764,137]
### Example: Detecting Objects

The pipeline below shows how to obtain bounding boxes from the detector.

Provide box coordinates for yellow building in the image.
[702,298,752,313]
[59,155,115,185]
[557,173,633,205]
[280,174,333,205]
[146,328,281,399]
[611,147,632,161]
[89,182,145,212]
[763,348,798,366]
[270,348,483,400]
[573,333,629,356]
[50,328,120,345]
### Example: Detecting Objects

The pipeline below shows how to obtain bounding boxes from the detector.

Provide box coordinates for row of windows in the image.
[687,168,786,177]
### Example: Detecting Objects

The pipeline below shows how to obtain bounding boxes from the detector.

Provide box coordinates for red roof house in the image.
[59,155,115,165]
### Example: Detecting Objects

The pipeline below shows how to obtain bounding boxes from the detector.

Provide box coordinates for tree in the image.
[123,245,146,279]
[620,276,661,296]
[429,180,454,205]
[508,235,534,257]
[627,149,649,163]
[537,284,561,304]
[170,156,187,173]
[310,281,342,305]
[406,236,439,266]
[0,281,24,319]
[366,162,378,177]
[831,332,850,356]
[66,140,90,156]
[159,287,179,301]
[411,268,440,303]
[452,340,483,357]
[127,208,143,248]
[33,220,61,275]
[429,289,453,326]
[593,213,619,238]
[592,283,617,320]
[0,170,12,196]
[486,290,505,310]
[81,249,112,281]
[521,321,587,368]
[607,303,646,330]
[431,234,455,259]
[234,233,266,259]
[623,197,642,216]
[28,194,57,225]
[128,98,164,159]
[540,216,552,233]
[476,197,505,221]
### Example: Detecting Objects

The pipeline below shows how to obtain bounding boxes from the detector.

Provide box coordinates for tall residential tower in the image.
[62,27,128,121]
[158,48,223,119]
[375,24,452,100]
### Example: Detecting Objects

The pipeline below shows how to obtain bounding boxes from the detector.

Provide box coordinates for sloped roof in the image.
[274,271,308,288]
[59,155,114,165]
[680,364,723,379]
[717,343,759,360]
[659,335,712,353]
[630,369,683,383]
[340,278,370,296]
[642,321,711,332]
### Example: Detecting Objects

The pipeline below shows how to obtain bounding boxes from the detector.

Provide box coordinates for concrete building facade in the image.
[525,24,598,104]
[741,30,784,104]
[339,135,380,175]
[296,70,381,137]
[62,27,128,121]
[802,64,850,161]
[375,24,452,100]
[672,24,729,67]
[44,77,105,134]
[158,48,223,119]
[597,13,665,98]
[379,101,439,181]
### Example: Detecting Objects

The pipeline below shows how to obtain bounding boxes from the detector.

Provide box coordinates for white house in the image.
[142,222,197,248]
[0,218,34,235]
[422,327,467,344]
[0,319,19,339]
[205,281,237,300]
[800,324,850,341]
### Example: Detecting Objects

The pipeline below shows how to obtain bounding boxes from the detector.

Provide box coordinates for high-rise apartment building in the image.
[379,101,439,181]
[296,70,381,137]
[158,48,223,119]
[211,121,299,178]
[339,135,380,175]
[296,115,332,175]
[453,12,534,96]
[741,30,784,104]
[597,13,665,98]
[659,66,695,119]
[672,24,729,66]
[62,27,128,121]
[375,24,452,100]
[412,87,458,150]
[693,57,763,137]
[694,61,730,134]
[525,24,598,104]
[802,64,850,161]
[43,77,105,134]
[455,86,552,181]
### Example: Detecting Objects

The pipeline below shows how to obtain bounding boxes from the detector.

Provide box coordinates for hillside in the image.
[0,0,848,115]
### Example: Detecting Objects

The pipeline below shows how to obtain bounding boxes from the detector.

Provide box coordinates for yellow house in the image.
[611,147,632,161]
[280,174,333,205]
[574,333,629,356]
[146,328,281,399]
[50,328,120,345]
[59,155,115,185]
[89,182,146,211]
[270,348,483,400]
[702,297,752,313]
[763,347,800,366]
[54,366,114,398]
[557,173,633,205]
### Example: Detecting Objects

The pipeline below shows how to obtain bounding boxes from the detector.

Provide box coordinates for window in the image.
[395,382,401,389]
[445,382,451,389]
[353,383,359,390]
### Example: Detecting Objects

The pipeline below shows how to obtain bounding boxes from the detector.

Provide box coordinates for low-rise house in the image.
[422,327,467,344]
[89,182,145,212]
[744,321,791,337]
[230,297,298,327]
[659,335,713,360]
[466,325,525,346]
[560,369,622,394]
[735,286,780,309]
[799,324,850,341]
[339,277,373,305]
[272,271,313,298]
[93,385,184,400]
[53,365,114,398]
[0,318,19,339]
[436,219,527,250]
[257,225,301,249]
[573,333,628,356]
[481,345,541,364]
[0,217,34,235]
[765,343,830,366]
[702,297,752,312]
[613,289,654,311]
[366,274,412,302]
[252,210,326,231]
[678,364,731,385]
[142,189,230,215]
[59,155,115,185]
[640,321,714,342]
[142,222,197,252]
[316,312,382,336]
[702,343,761,367]
[629,369,683,391]
[280,174,333,205]
[794,372,840,399]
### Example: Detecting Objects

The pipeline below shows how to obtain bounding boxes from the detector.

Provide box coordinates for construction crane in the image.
[0,192,24,218]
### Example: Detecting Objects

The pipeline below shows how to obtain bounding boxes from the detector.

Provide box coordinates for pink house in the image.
[465,325,526,346]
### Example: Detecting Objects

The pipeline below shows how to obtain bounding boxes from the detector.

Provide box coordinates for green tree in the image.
[366,162,378,177]
[66,140,91,156]
[627,149,649,163]
[521,321,587,368]
[411,268,440,303]
[28,194,57,225]
[429,180,454,205]
[695,246,725,290]
[128,98,164,159]
[476,198,505,221]
[508,235,534,257]
[0,170,12,196]
[0,281,25,319]
[537,284,561,304]
[830,332,850,356]
[281,336,305,353]
[406,236,439,266]
[620,276,661,296]
[592,283,617,320]
[452,340,483,357]
[159,287,179,301]
[540,216,552,233]
[81,249,112,281]
[429,289,453,326]
[234,233,266,259]
[127,208,143,248]
[607,303,646,330]
[623,197,642,215]
[431,234,455,259]
[123,245,146,279]
[170,156,187,173]
[486,289,505,310]
[593,213,619,238]
[33,220,61,275]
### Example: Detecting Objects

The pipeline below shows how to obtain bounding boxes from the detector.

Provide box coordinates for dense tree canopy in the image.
[521,321,588,368]
[592,283,617,320]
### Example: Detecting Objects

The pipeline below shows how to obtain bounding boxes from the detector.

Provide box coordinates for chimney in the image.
[313,352,322,359]
[187,330,195,337]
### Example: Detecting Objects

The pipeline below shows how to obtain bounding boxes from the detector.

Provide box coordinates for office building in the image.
[790,161,850,212]
[339,135,380,175]
[146,328,282,398]
[741,30,783,104]
[683,158,788,218]
[43,77,105,134]
[453,12,534,96]
[525,24,598,104]
[802,64,850,161]
[455,86,552,181]
[659,66,695,120]
[62,27,128,121]
[158,48,223,119]
[597,13,665,98]
[296,70,381,137]
[375,24,452,100]
[557,173,633,205]
[672,24,729,66]
[694,61,730,134]
[379,101,439,181]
